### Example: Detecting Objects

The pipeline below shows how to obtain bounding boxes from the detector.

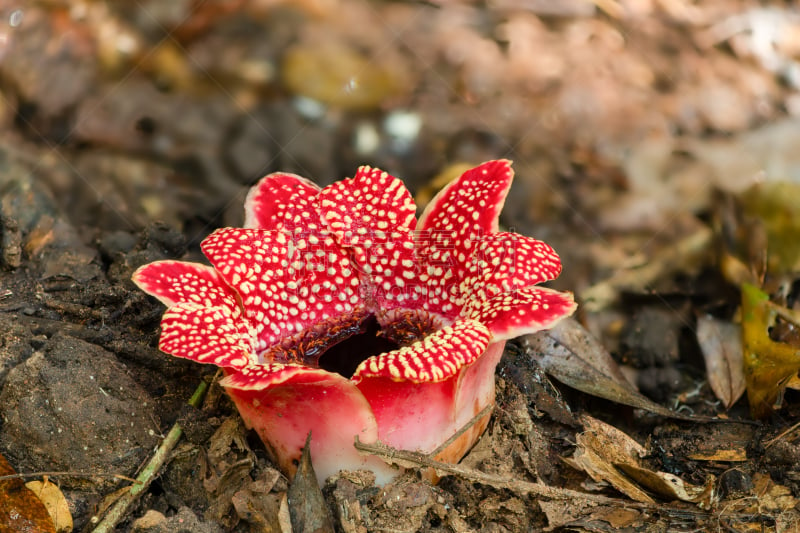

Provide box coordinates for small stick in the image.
[429,403,494,459]
[0,472,138,483]
[354,437,764,521]
[355,436,644,507]
[90,379,209,533]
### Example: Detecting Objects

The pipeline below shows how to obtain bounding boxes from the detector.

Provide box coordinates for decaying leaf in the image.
[696,315,746,408]
[231,471,286,533]
[712,472,800,530]
[580,225,712,312]
[564,414,653,503]
[24,479,72,533]
[565,414,714,507]
[539,500,646,531]
[741,283,800,418]
[0,452,57,533]
[525,318,699,420]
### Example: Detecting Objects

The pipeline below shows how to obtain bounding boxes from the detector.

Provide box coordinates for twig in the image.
[764,420,800,448]
[353,437,762,521]
[0,472,138,483]
[429,403,494,458]
[355,436,647,507]
[90,379,209,533]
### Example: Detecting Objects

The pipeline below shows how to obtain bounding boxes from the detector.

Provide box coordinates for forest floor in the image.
[2,1,800,531]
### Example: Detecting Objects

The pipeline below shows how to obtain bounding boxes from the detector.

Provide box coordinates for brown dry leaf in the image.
[687,449,747,462]
[741,283,800,418]
[539,500,646,531]
[615,463,715,508]
[23,480,72,533]
[712,472,800,530]
[751,472,798,514]
[696,314,746,408]
[0,453,57,533]
[565,414,714,506]
[525,318,698,420]
[231,471,285,533]
[563,413,653,503]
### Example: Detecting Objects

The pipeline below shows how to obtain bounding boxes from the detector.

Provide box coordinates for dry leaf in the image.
[526,318,699,420]
[696,314,746,408]
[24,480,73,533]
[0,452,57,533]
[539,500,645,531]
[741,283,800,418]
[615,463,715,508]
[564,414,653,503]
[566,414,714,506]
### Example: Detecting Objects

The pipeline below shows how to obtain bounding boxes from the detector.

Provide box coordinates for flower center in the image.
[317,315,398,377]
[260,309,442,378]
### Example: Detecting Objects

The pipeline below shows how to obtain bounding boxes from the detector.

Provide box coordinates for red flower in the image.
[133,160,575,485]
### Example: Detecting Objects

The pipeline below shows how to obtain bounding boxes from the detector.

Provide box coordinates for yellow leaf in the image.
[741,283,800,418]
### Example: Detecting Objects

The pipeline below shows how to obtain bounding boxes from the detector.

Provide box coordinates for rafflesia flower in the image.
[133,160,575,485]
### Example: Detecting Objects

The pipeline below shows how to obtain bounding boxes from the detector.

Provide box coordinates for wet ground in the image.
[2,1,800,531]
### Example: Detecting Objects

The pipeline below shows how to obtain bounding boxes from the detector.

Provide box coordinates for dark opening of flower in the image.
[133,160,576,485]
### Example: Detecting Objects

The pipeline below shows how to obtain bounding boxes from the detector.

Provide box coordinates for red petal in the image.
[460,233,563,301]
[201,228,362,351]
[319,165,417,236]
[318,166,421,310]
[415,160,515,318]
[244,172,322,231]
[352,319,491,383]
[417,159,513,248]
[132,260,240,310]
[222,367,398,485]
[355,340,505,458]
[220,362,333,390]
[159,302,254,369]
[463,286,576,340]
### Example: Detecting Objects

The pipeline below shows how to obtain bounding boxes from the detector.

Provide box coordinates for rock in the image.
[0,313,33,384]
[0,333,158,490]
[130,507,223,533]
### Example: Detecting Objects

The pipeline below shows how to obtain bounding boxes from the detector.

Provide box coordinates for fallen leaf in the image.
[563,414,653,503]
[580,226,712,312]
[525,318,700,421]
[565,415,714,507]
[0,452,57,533]
[231,471,284,533]
[696,314,746,408]
[751,472,798,513]
[615,463,714,508]
[539,500,646,531]
[741,283,800,418]
[24,480,72,533]
[414,163,473,209]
